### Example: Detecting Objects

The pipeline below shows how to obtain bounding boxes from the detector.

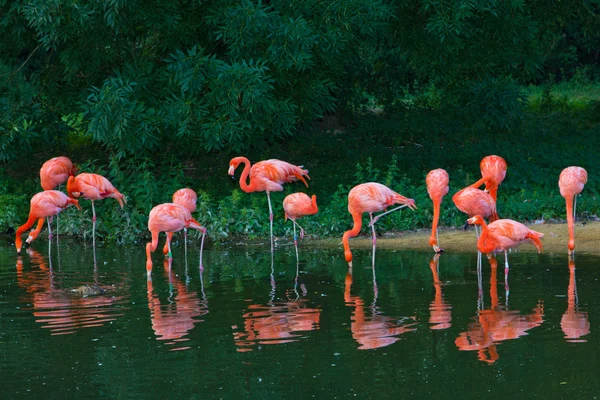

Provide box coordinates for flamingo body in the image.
[426,169,449,252]
[559,166,587,253]
[480,155,507,201]
[342,182,416,264]
[283,193,318,221]
[453,187,497,221]
[15,191,80,253]
[468,216,544,254]
[228,157,309,193]
[40,156,77,190]
[173,188,197,213]
[67,173,125,207]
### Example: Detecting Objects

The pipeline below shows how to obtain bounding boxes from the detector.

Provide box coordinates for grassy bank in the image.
[1,82,599,245]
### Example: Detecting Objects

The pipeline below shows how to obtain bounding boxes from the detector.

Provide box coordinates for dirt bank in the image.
[311,221,600,255]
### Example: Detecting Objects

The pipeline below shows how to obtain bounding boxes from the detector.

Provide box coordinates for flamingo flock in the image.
[14,154,588,276]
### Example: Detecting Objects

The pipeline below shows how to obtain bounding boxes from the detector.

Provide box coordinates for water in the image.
[1,238,599,399]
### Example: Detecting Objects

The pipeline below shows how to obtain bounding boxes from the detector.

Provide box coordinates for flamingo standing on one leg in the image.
[283,193,318,260]
[228,157,310,253]
[15,190,80,254]
[39,156,77,239]
[479,155,507,203]
[163,188,198,257]
[342,182,416,267]
[146,203,207,275]
[559,166,587,257]
[453,178,498,238]
[67,173,126,246]
[426,169,449,253]
[467,215,544,280]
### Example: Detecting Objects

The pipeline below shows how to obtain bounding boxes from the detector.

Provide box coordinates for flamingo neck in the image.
[470,176,488,189]
[429,199,441,247]
[343,211,363,262]
[237,158,253,193]
[476,220,492,252]
[565,196,575,251]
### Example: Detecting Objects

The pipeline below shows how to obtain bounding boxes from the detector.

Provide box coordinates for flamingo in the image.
[146,203,206,274]
[163,188,198,256]
[39,156,78,238]
[426,169,449,253]
[342,182,416,267]
[479,155,507,202]
[67,173,126,246]
[559,166,587,256]
[452,178,498,238]
[228,157,310,252]
[15,190,80,254]
[467,215,544,278]
[283,193,318,259]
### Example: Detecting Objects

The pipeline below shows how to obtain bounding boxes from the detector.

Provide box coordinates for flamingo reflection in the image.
[429,254,452,330]
[561,260,590,342]
[16,248,126,335]
[233,262,320,352]
[344,268,417,350]
[147,259,208,351]
[455,256,544,363]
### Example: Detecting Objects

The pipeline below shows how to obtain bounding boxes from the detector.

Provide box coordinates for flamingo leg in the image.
[294,220,305,240]
[293,221,299,265]
[199,228,206,271]
[166,232,172,259]
[184,228,188,259]
[504,250,510,298]
[47,217,53,240]
[368,204,410,227]
[91,200,96,247]
[267,192,274,254]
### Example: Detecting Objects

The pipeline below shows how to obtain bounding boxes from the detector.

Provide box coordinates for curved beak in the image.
[228,165,235,177]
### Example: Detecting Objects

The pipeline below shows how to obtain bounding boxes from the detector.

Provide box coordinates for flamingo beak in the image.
[228,165,235,177]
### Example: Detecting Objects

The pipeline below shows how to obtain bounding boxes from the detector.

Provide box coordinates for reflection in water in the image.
[344,268,417,350]
[429,254,452,330]
[561,260,590,342]
[16,247,126,336]
[147,259,208,351]
[233,260,320,352]
[455,256,544,363]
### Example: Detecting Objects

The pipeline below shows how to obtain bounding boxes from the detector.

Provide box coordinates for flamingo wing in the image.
[487,219,543,251]
[453,188,496,218]
[148,204,190,233]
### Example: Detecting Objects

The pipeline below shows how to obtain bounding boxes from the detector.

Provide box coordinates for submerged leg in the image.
[47,217,53,240]
[267,192,274,254]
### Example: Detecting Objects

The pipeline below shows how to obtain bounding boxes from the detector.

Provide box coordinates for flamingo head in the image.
[467,216,485,226]
[228,157,245,177]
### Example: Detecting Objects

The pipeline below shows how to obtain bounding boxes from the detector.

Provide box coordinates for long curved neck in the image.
[476,220,491,252]
[343,211,363,263]
[565,196,575,252]
[15,215,38,254]
[470,176,488,189]
[237,158,253,193]
[429,198,441,246]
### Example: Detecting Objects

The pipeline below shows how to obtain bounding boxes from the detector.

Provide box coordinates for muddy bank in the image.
[310,221,600,255]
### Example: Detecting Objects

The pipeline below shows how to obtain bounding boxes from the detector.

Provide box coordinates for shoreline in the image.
[308,221,600,255]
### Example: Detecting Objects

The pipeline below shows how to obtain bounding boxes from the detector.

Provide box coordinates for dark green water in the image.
[1,238,598,399]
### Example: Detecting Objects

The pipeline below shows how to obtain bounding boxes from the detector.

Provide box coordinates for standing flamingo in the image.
[15,190,80,254]
[40,156,77,238]
[146,203,207,274]
[283,193,318,259]
[467,215,544,278]
[426,169,449,253]
[228,157,310,252]
[162,188,198,256]
[67,173,126,246]
[479,155,507,202]
[559,166,587,256]
[453,179,498,238]
[342,182,416,267]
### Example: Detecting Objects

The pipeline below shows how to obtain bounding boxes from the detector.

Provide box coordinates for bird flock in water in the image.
[15,155,587,277]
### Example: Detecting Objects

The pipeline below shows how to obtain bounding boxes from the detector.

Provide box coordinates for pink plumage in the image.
[40,156,76,190]
[173,188,198,213]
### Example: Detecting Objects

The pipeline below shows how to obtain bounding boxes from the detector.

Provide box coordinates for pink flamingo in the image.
[163,188,198,256]
[559,166,587,256]
[15,191,80,254]
[146,203,206,275]
[228,157,310,252]
[426,169,449,252]
[283,193,318,259]
[39,156,77,238]
[453,178,497,238]
[479,155,507,202]
[342,182,416,267]
[67,173,126,246]
[467,216,544,278]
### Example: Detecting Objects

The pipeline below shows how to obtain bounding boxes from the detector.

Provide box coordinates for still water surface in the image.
[1,239,599,399]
